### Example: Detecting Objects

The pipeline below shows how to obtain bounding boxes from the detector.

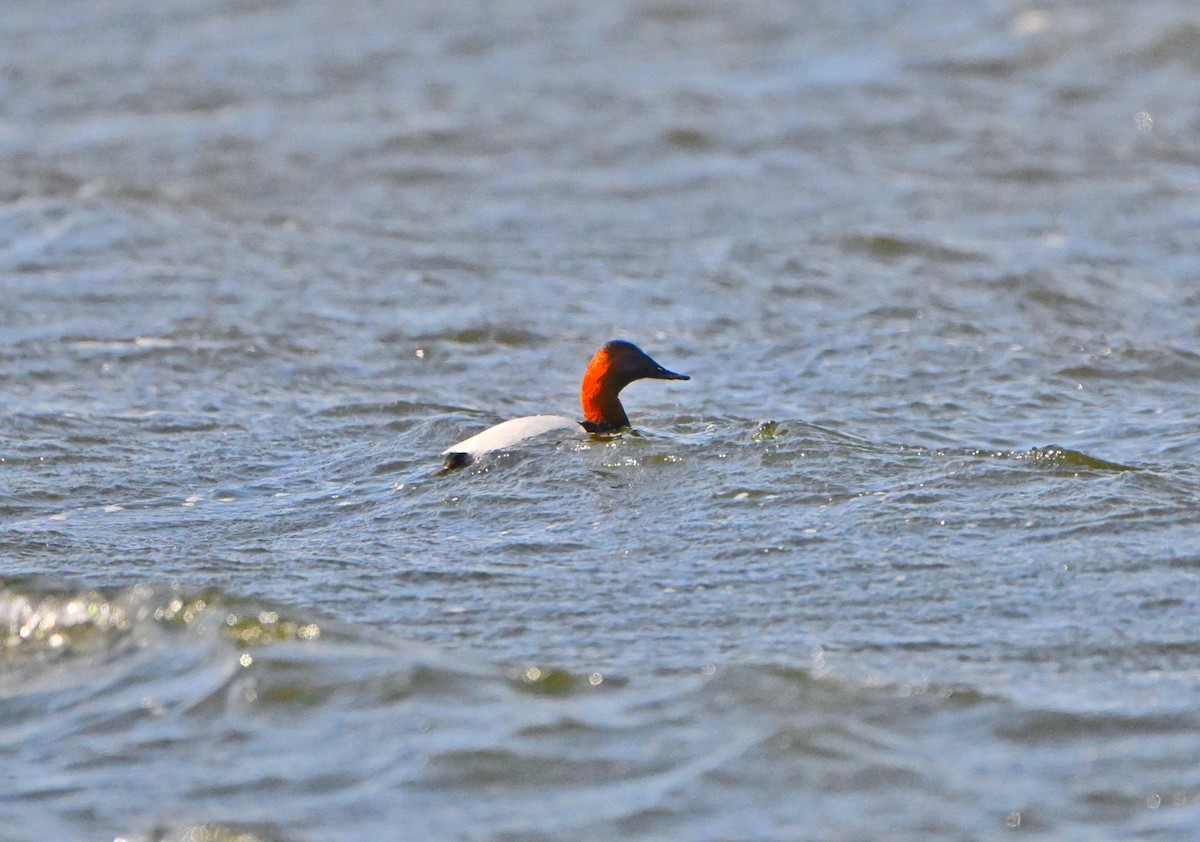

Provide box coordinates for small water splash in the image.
[0,582,135,654]
[117,825,284,842]
[751,420,783,441]
[1013,445,1140,473]
[512,664,621,695]
[841,232,986,263]
[0,580,321,658]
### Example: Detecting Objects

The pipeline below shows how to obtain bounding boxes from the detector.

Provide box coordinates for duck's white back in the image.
[443,415,585,459]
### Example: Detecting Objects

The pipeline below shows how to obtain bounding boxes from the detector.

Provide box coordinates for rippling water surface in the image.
[4,1,1200,839]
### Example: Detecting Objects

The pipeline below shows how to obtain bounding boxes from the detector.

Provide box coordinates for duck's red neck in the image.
[580,350,630,432]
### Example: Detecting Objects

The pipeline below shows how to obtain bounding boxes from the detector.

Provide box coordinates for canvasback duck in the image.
[442,340,689,470]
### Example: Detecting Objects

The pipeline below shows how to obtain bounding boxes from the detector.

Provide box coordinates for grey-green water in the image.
[4,1,1200,839]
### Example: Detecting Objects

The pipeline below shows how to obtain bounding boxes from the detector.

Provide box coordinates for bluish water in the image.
[4,1,1200,839]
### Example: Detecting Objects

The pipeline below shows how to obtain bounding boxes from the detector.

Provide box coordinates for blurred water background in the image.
[4,1,1200,839]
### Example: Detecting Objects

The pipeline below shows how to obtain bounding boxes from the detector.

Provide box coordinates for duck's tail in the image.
[442,451,473,471]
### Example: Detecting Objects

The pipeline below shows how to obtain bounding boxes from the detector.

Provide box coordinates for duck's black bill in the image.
[650,366,690,381]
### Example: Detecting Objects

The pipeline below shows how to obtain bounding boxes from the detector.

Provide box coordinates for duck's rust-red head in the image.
[580,340,689,432]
